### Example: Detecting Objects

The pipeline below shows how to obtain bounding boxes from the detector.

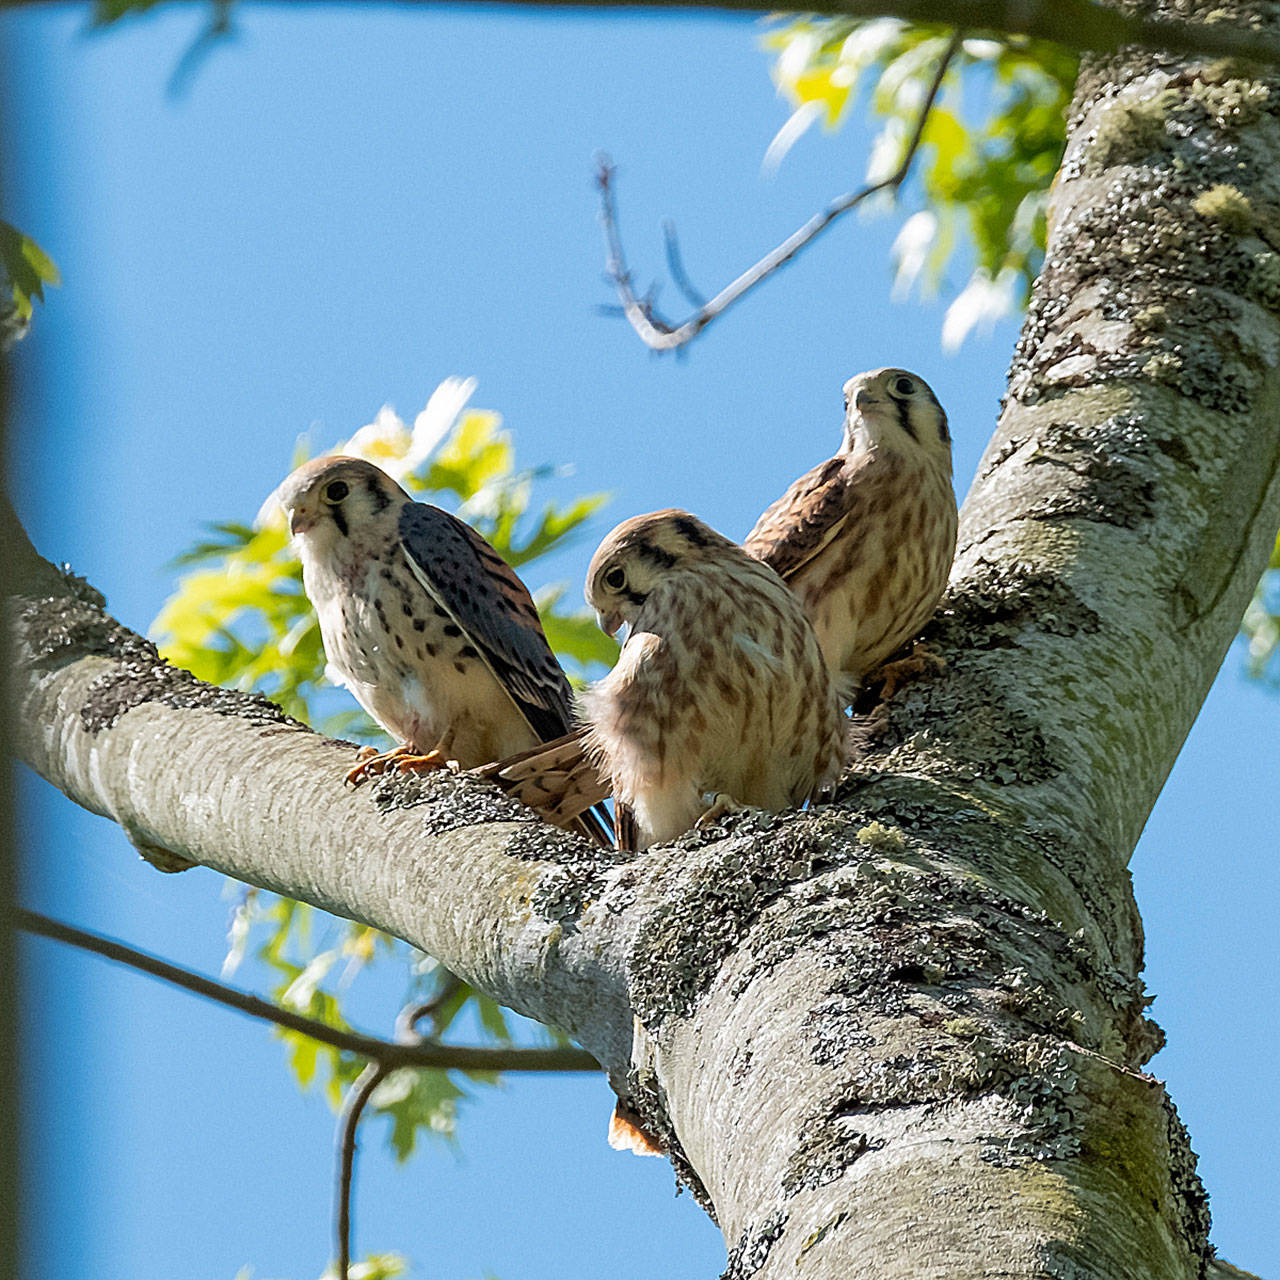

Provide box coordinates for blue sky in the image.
[3,4,1276,1277]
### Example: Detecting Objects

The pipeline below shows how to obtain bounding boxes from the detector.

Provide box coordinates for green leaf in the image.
[371,1067,465,1161]
[0,219,61,322]
[507,491,611,568]
[166,521,257,568]
[538,589,620,673]
[475,994,513,1044]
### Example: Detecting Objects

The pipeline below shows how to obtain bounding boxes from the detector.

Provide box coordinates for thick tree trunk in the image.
[7,3,1280,1277]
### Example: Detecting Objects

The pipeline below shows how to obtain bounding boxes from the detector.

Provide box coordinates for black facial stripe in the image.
[368,482,391,514]
[623,588,647,608]
[894,398,918,441]
[332,506,349,537]
[672,516,709,547]
[637,542,677,570]
[937,410,951,442]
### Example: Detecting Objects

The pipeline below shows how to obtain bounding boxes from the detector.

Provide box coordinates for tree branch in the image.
[4,485,642,1072]
[8,0,1280,72]
[334,1060,391,1280]
[595,30,962,351]
[333,976,466,1280]
[17,908,601,1073]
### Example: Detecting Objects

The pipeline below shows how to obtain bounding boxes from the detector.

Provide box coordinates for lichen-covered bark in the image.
[8,4,1280,1278]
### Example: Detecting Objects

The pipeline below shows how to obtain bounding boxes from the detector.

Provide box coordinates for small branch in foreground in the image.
[595,29,961,352]
[335,1060,390,1280]
[18,909,601,1074]
[335,975,466,1280]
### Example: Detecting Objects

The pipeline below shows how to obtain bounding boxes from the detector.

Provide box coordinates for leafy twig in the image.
[596,30,962,351]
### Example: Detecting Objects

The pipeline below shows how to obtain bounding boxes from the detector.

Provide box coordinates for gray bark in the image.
[7,2,1280,1277]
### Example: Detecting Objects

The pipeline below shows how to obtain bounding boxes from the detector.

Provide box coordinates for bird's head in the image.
[586,508,731,637]
[840,368,951,471]
[266,456,407,548]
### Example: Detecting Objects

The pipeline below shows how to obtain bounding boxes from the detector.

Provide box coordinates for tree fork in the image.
[7,3,1280,1277]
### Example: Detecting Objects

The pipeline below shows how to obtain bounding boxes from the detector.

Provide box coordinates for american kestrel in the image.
[271,456,610,842]
[743,368,957,697]
[576,509,845,851]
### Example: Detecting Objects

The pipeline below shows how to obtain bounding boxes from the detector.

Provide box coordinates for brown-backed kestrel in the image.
[271,456,610,842]
[743,367,957,697]
[577,509,845,851]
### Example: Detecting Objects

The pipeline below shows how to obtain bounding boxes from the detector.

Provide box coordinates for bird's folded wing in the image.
[397,503,576,742]
[742,453,859,583]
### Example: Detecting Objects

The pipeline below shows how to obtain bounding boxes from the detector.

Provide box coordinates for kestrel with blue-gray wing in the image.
[744,368,958,698]
[272,456,610,842]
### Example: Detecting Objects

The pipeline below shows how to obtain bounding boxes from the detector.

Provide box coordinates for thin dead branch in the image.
[596,29,962,351]
[18,909,600,1074]
[334,973,476,1279]
[335,1060,391,1280]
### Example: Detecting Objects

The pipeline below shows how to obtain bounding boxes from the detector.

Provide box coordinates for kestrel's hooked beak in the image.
[595,608,624,638]
[853,388,880,414]
[289,506,319,536]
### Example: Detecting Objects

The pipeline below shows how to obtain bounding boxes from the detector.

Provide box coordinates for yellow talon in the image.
[344,743,454,786]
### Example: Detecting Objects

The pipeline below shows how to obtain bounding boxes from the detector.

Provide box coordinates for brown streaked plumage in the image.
[269,456,610,842]
[579,509,845,851]
[743,367,958,696]
[490,510,847,1158]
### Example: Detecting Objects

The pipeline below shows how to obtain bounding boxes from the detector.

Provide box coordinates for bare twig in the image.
[662,219,708,310]
[596,30,962,351]
[18,909,600,1074]
[335,1059,391,1280]
[22,909,597,1278]
[396,973,466,1040]
[334,971,492,1279]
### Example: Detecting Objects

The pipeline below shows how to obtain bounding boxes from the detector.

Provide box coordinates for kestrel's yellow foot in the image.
[696,792,747,829]
[344,745,383,786]
[392,748,459,775]
[345,744,419,786]
[876,641,946,701]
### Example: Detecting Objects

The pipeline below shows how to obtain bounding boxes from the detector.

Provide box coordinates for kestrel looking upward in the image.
[272,457,609,840]
[578,509,846,851]
[743,368,957,697]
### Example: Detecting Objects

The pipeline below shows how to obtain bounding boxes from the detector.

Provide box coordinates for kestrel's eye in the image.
[323,480,350,504]
[890,375,916,399]
[604,566,626,590]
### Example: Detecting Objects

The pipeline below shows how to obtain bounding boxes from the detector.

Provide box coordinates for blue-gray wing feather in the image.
[397,502,575,742]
